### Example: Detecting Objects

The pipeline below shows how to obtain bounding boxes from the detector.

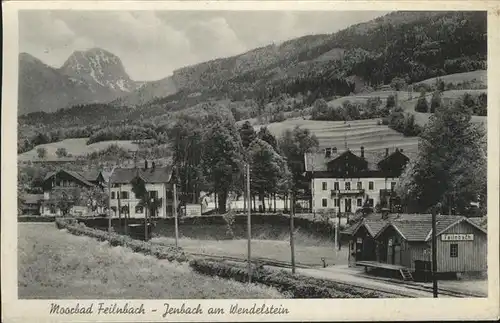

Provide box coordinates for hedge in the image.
[55,218,189,263]
[189,259,392,298]
[18,216,56,222]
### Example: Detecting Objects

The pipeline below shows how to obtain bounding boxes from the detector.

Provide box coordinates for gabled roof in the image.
[20,194,44,204]
[43,169,95,187]
[81,170,102,182]
[304,148,413,173]
[372,215,487,242]
[110,166,172,184]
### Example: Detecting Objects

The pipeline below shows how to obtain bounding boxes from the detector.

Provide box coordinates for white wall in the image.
[109,183,173,218]
[312,177,399,213]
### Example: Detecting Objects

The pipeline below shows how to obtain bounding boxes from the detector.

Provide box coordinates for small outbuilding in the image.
[343,213,487,280]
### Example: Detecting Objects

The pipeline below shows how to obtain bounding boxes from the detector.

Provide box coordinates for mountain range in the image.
[18,10,487,116]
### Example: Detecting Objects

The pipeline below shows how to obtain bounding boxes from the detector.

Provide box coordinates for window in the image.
[135,206,144,214]
[166,190,174,199]
[322,182,327,190]
[121,191,129,199]
[450,244,458,258]
[368,198,374,207]
[369,181,374,190]
[334,199,340,207]
[149,191,158,199]
[332,147,337,154]
[391,182,397,191]
[334,182,339,190]
[322,198,328,207]
[357,199,363,207]
[345,182,351,190]
[357,182,362,190]
[111,192,115,199]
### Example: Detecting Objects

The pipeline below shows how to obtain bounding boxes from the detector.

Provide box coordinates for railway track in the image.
[187,251,480,298]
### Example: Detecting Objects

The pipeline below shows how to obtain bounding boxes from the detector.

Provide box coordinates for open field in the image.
[18,138,140,162]
[18,223,283,299]
[254,118,419,153]
[327,91,412,107]
[416,70,487,87]
[152,236,348,268]
[401,91,487,127]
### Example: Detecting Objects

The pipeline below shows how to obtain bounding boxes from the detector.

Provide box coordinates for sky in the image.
[19,10,389,81]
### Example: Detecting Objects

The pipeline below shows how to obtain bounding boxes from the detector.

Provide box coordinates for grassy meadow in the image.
[17,138,140,162]
[18,223,284,299]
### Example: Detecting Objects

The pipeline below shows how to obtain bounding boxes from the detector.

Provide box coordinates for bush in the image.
[189,259,389,298]
[55,217,188,263]
[415,94,429,113]
[18,216,56,222]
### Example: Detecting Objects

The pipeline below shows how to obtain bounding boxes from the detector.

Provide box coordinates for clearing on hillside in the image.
[254,118,419,154]
[18,223,283,299]
[415,70,487,87]
[17,138,140,162]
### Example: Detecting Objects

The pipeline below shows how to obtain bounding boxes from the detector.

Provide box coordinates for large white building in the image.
[305,147,411,214]
[109,161,174,218]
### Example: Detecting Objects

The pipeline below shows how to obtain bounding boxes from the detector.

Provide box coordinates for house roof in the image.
[304,148,413,173]
[20,194,44,204]
[371,215,487,242]
[110,166,173,184]
[43,169,95,187]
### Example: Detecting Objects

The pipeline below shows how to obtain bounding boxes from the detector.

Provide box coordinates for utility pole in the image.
[432,205,439,298]
[107,166,118,233]
[290,190,296,274]
[246,163,252,283]
[173,183,179,248]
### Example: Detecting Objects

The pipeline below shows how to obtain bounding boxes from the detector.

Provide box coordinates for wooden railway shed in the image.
[343,213,487,280]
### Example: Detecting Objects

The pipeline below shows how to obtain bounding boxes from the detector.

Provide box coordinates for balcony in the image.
[331,189,365,197]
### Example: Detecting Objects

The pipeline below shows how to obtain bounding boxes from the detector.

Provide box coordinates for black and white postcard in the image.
[2,1,499,322]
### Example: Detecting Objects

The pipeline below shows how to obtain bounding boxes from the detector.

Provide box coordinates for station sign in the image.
[441,233,474,241]
[184,204,202,217]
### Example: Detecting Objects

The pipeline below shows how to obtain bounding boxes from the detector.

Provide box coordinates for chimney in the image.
[144,160,148,170]
[360,146,365,158]
[385,148,389,157]
[325,148,332,158]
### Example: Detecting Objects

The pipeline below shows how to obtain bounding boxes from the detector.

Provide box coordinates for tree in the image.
[257,126,278,151]
[386,95,396,111]
[278,126,319,197]
[202,121,244,214]
[81,186,108,215]
[430,91,443,113]
[415,92,429,113]
[390,77,407,91]
[396,99,486,215]
[37,147,47,159]
[55,147,68,158]
[248,139,291,212]
[239,121,257,149]
[51,187,81,216]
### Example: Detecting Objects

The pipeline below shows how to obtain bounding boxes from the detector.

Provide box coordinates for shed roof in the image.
[110,166,173,184]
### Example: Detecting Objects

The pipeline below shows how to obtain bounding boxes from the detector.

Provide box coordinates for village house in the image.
[40,169,108,216]
[342,212,487,280]
[19,193,44,215]
[304,147,411,215]
[109,161,174,218]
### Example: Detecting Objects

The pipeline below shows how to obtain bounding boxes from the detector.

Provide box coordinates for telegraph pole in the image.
[432,205,439,298]
[107,166,118,233]
[246,163,252,283]
[290,190,296,274]
[173,183,179,248]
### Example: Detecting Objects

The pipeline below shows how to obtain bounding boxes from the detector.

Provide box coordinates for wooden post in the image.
[144,205,148,241]
[108,174,112,233]
[246,163,252,283]
[290,191,296,274]
[432,207,438,298]
[173,184,179,248]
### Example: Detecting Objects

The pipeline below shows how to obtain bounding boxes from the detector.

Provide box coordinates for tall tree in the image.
[248,138,291,211]
[239,121,257,149]
[278,126,319,199]
[257,126,278,151]
[415,91,429,113]
[397,99,486,215]
[202,121,244,214]
[430,91,443,113]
